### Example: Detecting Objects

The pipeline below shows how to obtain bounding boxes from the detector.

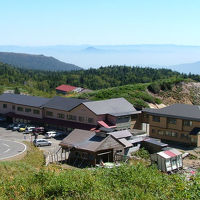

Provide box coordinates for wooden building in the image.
[143,104,200,147]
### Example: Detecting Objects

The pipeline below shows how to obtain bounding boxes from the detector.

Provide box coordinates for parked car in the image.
[18,124,27,132]
[32,127,45,134]
[7,123,18,130]
[44,131,57,138]
[33,139,52,147]
[54,132,67,140]
[24,126,35,134]
[0,116,7,122]
[12,123,24,131]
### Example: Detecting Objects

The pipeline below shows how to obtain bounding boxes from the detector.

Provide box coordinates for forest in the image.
[0,62,199,105]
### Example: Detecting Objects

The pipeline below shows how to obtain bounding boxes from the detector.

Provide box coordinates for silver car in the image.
[33,139,52,147]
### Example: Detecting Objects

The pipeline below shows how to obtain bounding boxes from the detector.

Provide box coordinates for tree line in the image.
[0,62,199,96]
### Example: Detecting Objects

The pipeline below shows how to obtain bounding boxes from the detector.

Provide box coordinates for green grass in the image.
[77,83,161,108]
[0,142,200,199]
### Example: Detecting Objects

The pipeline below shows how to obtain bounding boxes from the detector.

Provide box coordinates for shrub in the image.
[148,83,160,94]
[132,148,150,160]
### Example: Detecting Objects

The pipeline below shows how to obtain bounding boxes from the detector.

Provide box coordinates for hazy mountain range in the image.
[0,52,81,71]
[0,44,200,73]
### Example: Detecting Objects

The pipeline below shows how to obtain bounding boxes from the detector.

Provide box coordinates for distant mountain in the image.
[170,61,200,74]
[0,52,81,71]
[1,45,200,71]
[82,46,104,53]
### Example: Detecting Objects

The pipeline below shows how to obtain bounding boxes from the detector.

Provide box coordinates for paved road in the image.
[0,139,26,160]
[0,125,62,160]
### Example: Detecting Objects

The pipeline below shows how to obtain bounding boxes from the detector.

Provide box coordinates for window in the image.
[158,130,164,135]
[181,133,188,139]
[46,111,53,116]
[88,118,94,123]
[17,107,23,112]
[33,109,40,115]
[79,116,84,122]
[191,137,197,143]
[152,129,156,134]
[167,118,176,125]
[67,115,76,121]
[25,108,31,113]
[183,120,192,127]
[57,113,65,119]
[3,104,7,109]
[152,116,160,122]
[116,150,123,153]
[165,131,172,136]
[12,105,15,110]
[171,132,178,137]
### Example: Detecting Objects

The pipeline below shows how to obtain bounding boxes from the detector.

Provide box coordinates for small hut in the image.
[150,148,183,172]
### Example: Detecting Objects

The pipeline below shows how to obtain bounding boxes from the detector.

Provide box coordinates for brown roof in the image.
[60,129,106,151]
[108,130,132,139]
[60,129,125,152]
[118,138,133,148]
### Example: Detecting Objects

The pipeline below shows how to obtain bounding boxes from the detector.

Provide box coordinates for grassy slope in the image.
[0,143,200,199]
[77,83,161,108]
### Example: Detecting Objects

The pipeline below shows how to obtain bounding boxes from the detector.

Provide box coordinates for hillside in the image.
[0,62,200,107]
[1,143,200,199]
[0,52,81,71]
[153,81,200,105]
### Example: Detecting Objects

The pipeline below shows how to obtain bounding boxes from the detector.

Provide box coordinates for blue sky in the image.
[1,0,200,46]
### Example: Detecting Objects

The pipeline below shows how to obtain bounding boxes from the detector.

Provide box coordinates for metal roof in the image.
[43,96,89,111]
[157,148,182,159]
[83,98,138,116]
[109,130,132,139]
[56,84,77,92]
[0,93,49,107]
[143,138,168,147]
[60,129,122,152]
[118,138,133,148]
[143,103,200,121]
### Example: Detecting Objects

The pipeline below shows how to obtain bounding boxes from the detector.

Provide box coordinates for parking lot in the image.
[0,123,63,160]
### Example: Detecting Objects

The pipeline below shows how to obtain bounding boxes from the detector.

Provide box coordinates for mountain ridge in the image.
[0,52,81,71]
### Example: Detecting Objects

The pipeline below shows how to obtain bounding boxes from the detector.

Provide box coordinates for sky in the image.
[0,0,200,46]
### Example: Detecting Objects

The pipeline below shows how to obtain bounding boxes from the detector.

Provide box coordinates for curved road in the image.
[0,139,26,161]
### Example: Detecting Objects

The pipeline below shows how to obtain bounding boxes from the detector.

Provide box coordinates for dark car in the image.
[12,123,25,131]
[54,132,67,140]
[0,116,7,122]
[7,123,18,130]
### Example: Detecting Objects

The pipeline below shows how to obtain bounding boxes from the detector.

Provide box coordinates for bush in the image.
[132,148,150,160]
[148,83,160,94]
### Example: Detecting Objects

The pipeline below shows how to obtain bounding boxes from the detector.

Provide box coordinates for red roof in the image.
[164,150,176,157]
[56,84,77,92]
[98,121,116,128]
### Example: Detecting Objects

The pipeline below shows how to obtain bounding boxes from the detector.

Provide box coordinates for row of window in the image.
[3,104,40,114]
[155,129,178,137]
[17,107,40,114]
[152,129,197,142]
[45,111,94,123]
[152,116,193,126]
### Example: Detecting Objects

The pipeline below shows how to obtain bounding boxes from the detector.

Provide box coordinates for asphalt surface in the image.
[0,123,62,160]
[0,139,26,160]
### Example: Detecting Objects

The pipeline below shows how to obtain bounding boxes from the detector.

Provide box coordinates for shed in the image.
[150,148,183,172]
[141,137,168,153]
